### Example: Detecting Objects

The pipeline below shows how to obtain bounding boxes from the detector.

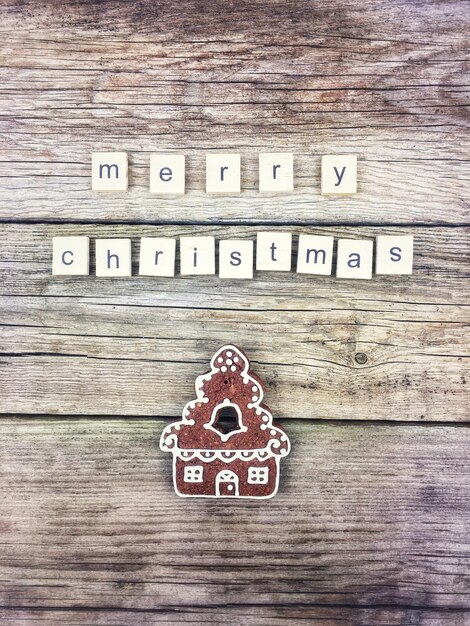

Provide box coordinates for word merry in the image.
[52,233,413,280]
[91,152,357,195]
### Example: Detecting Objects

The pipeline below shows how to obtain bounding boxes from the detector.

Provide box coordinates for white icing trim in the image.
[165,445,289,463]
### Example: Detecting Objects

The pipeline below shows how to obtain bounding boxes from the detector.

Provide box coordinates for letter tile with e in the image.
[149,155,185,194]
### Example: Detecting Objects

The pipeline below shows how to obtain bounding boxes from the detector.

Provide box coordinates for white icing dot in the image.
[221,366,227,372]
[252,386,257,392]
[270,429,276,436]
[260,424,267,430]
[226,359,233,365]
[234,357,239,363]
[218,357,223,363]
[227,484,233,491]
[281,435,287,441]
[226,351,233,357]
[252,396,258,402]
[262,415,269,422]
[231,365,236,371]
[187,419,195,426]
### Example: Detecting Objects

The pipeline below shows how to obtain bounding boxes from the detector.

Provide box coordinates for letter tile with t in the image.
[52,237,89,275]
[256,232,292,272]
[92,152,128,192]
[95,239,132,277]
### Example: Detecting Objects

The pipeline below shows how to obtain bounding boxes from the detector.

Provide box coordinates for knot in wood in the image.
[354,352,368,365]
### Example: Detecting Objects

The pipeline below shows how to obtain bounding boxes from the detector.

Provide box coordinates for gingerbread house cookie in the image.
[160,345,290,498]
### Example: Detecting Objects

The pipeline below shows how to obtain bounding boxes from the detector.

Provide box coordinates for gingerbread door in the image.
[215,470,239,496]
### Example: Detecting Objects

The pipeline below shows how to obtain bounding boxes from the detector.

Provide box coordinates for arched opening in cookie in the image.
[212,405,241,436]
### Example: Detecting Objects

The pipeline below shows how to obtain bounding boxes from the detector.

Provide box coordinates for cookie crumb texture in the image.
[160,345,290,498]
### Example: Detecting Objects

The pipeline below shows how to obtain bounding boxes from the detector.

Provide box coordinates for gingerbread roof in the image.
[160,345,290,460]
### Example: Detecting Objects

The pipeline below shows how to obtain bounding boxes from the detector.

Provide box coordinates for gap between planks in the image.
[1,219,470,228]
[0,415,468,427]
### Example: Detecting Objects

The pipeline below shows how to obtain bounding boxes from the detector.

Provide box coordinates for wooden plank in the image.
[0,0,468,224]
[0,607,468,626]
[0,224,468,420]
[0,418,468,621]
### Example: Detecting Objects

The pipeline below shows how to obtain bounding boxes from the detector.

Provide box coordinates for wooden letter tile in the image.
[375,235,414,275]
[149,155,185,194]
[336,239,373,279]
[321,155,357,195]
[256,232,292,272]
[92,152,128,192]
[219,240,254,279]
[206,154,241,194]
[139,238,176,276]
[52,236,89,275]
[95,239,132,277]
[259,153,294,193]
[297,234,334,275]
[180,236,216,275]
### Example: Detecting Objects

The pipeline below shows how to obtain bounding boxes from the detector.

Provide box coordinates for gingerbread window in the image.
[247,467,269,484]
[184,466,204,483]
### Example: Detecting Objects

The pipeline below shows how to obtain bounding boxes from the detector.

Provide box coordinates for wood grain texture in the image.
[1,1,469,623]
[0,0,468,224]
[1,223,468,420]
[0,418,469,624]
[2,608,469,626]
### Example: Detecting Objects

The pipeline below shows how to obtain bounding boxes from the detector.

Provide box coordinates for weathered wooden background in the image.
[0,1,469,625]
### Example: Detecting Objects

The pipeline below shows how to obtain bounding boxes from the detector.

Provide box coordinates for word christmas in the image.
[52,233,414,279]
[92,152,357,194]
[160,344,290,499]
